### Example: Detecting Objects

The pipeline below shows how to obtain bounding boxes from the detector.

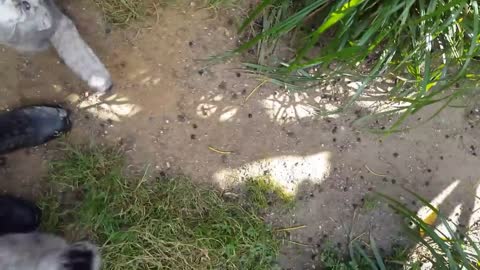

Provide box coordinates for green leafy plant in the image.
[340,191,480,269]
[236,0,480,131]
[378,190,480,270]
[313,189,480,269]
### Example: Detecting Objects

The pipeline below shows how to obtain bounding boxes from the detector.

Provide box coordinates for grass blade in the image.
[290,0,365,70]
[370,235,387,270]
[239,0,276,33]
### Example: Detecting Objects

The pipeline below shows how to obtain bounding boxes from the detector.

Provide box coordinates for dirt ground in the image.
[0,1,479,269]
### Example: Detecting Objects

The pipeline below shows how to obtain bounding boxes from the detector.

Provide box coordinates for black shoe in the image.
[0,195,41,235]
[0,105,72,155]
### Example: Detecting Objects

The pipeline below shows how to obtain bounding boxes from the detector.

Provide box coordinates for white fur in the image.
[0,0,112,92]
[89,75,109,90]
[0,233,101,270]
[0,1,25,24]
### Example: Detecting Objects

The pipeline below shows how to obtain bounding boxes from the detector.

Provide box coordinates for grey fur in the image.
[0,233,101,270]
[0,0,112,92]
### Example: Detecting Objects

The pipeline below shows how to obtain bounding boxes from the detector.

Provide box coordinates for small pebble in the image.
[177,114,186,122]
[218,81,227,90]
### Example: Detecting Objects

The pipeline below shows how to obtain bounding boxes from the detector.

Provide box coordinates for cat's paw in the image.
[88,75,113,92]
[61,242,101,270]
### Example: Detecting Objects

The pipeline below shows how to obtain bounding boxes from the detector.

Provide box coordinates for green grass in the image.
[90,0,169,26]
[361,194,379,212]
[316,241,408,270]
[244,176,294,210]
[313,235,408,269]
[235,0,480,131]
[40,146,280,270]
[90,0,233,26]
[319,245,352,270]
[207,0,232,8]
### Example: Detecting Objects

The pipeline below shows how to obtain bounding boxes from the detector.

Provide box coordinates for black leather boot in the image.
[0,195,42,235]
[0,105,72,155]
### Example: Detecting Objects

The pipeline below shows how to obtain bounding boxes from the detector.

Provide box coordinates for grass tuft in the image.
[245,176,294,210]
[90,0,168,26]
[41,146,280,270]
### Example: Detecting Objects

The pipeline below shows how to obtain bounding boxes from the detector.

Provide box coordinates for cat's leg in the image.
[49,14,112,92]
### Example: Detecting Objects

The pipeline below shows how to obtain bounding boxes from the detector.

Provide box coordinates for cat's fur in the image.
[0,0,112,92]
[0,233,101,270]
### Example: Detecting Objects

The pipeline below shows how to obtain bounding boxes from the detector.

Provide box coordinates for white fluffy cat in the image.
[0,233,101,270]
[0,0,112,92]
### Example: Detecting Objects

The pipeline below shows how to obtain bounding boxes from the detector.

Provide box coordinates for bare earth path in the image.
[0,1,479,269]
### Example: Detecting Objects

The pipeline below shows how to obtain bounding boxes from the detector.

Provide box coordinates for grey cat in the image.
[0,0,112,92]
[0,233,101,270]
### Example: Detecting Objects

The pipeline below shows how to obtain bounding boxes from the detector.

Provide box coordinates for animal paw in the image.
[88,75,113,92]
[61,242,101,270]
